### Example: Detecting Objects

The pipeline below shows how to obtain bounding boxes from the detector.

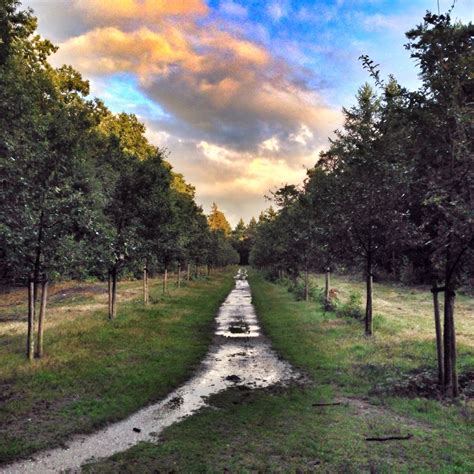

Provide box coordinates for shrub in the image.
[278,275,319,301]
[336,291,363,319]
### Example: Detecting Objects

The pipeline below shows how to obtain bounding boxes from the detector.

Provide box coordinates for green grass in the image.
[84,270,474,473]
[0,269,235,464]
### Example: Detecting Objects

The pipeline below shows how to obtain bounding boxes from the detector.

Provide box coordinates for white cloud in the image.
[267,2,288,22]
[219,0,248,18]
[290,125,313,146]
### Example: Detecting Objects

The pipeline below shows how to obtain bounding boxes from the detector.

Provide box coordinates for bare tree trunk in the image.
[304,269,309,302]
[443,287,458,397]
[27,277,35,361]
[195,263,199,279]
[325,268,330,307]
[35,278,48,358]
[110,267,117,319]
[207,264,210,277]
[365,273,373,336]
[163,267,168,294]
[177,263,181,288]
[143,263,149,305]
[187,262,191,282]
[431,284,444,385]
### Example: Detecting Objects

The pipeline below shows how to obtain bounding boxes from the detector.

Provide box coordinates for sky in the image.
[23,0,473,226]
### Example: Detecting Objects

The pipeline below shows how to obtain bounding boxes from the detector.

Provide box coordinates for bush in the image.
[336,291,363,319]
[281,275,319,301]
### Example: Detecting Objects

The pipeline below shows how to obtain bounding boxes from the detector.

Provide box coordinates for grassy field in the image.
[0,268,235,464]
[85,270,474,473]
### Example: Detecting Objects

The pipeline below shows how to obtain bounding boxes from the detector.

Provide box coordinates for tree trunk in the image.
[108,271,112,318]
[431,284,444,385]
[110,267,117,319]
[325,268,330,307]
[35,278,48,358]
[187,263,191,282]
[365,272,373,336]
[207,264,210,277]
[177,263,181,288]
[27,277,35,361]
[163,267,168,294]
[304,269,309,302]
[195,263,199,279]
[443,287,458,397]
[143,263,149,305]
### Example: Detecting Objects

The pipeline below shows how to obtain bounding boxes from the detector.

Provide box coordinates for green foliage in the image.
[277,275,318,302]
[335,291,364,319]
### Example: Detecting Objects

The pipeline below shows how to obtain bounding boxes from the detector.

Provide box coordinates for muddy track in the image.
[2,269,302,473]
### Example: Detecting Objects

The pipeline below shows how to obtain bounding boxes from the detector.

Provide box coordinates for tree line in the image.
[250,10,473,398]
[0,1,239,360]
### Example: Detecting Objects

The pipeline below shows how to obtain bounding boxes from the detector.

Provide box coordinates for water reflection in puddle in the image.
[4,269,300,473]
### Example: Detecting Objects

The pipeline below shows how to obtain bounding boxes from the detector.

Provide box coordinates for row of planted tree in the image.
[250,11,473,398]
[0,2,239,361]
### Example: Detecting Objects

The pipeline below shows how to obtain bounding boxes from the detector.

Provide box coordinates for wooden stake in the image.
[304,269,309,302]
[325,268,330,307]
[143,264,149,305]
[431,284,444,384]
[111,268,117,319]
[36,278,48,358]
[27,277,35,361]
[108,271,112,318]
[365,273,373,336]
[163,268,168,294]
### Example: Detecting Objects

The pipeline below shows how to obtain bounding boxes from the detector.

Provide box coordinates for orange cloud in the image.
[199,28,270,66]
[56,26,198,77]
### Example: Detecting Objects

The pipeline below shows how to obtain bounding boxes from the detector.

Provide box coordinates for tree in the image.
[96,111,171,317]
[208,203,232,236]
[0,1,105,357]
[404,12,474,396]
[320,84,413,335]
[231,219,250,265]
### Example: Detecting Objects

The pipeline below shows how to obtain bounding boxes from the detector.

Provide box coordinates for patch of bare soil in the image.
[371,369,474,401]
[370,368,474,401]
[49,285,106,304]
[0,312,27,323]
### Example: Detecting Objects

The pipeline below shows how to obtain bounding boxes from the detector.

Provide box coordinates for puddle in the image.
[2,269,300,473]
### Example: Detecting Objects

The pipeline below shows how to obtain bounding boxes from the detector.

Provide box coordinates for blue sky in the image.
[25,0,473,224]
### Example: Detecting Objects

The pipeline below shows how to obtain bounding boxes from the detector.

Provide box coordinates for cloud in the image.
[55,17,340,152]
[219,1,248,18]
[267,2,288,22]
[359,12,409,32]
[44,0,342,224]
